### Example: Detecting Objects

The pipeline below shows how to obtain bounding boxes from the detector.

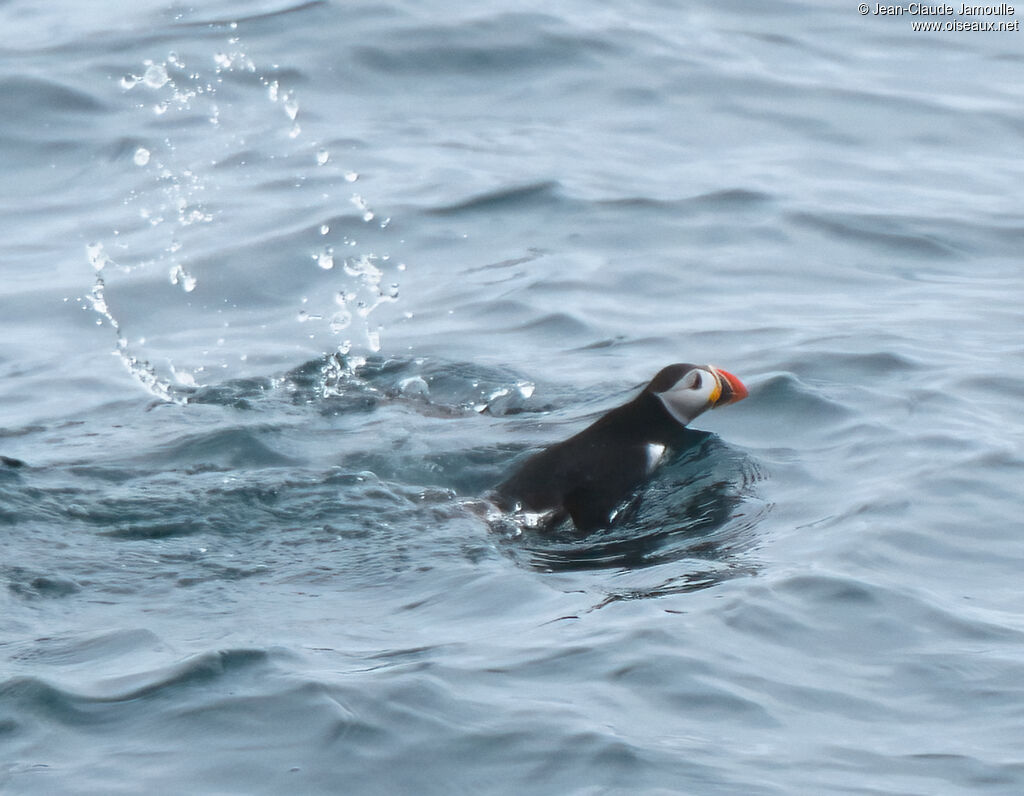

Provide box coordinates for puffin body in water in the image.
[491,363,748,533]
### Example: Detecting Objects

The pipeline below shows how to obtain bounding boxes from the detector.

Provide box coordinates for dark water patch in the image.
[185,377,277,410]
[603,188,774,214]
[771,350,924,383]
[1,467,338,542]
[460,298,534,320]
[728,574,1024,661]
[488,311,593,339]
[175,562,270,587]
[5,569,81,600]
[684,187,775,210]
[0,77,106,118]
[789,211,960,259]
[97,517,219,541]
[427,181,563,216]
[352,14,615,78]
[570,334,701,356]
[0,678,116,729]
[101,648,275,700]
[0,649,274,730]
[893,653,1024,714]
[82,470,343,540]
[338,447,512,496]
[610,655,778,727]
[9,630,162,668]
[462,248,546,276]
[821,747,1024,792]
[156,427,298,469]
[747,372,852,426]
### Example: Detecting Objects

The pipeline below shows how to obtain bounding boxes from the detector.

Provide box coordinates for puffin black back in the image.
[491,363,748,533]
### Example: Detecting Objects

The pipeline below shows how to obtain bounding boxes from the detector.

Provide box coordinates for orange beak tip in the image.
[713,367,748,406]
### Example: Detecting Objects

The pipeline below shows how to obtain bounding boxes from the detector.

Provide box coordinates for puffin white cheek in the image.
[657,385,710,426]
[655,392,689,425]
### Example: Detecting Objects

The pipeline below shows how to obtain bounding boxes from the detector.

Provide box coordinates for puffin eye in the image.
[689,372,702,390]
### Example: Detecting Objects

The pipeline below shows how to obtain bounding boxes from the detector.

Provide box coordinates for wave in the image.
[427,181,563,216]
[0,649,273,724]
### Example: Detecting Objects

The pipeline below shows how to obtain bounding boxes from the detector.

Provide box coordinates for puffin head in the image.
[645,363,748,427]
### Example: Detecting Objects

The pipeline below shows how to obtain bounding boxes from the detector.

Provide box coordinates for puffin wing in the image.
[562,486,620,533]
[560,440,649,532]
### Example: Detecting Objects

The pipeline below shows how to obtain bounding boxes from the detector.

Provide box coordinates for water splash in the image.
[169,264,197,293]
[89,17,402,401]
[83,244,184,404]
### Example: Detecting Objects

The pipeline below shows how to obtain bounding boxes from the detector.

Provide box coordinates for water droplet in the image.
[367,328,382,352]
[329,311,351,333]
[315,249,334,270]
[86,243,112,272]
[343,255,382,284]
[121,74,141,90]
[283,94,299,120]
[320,224,329,235]
[172,367,198,387]
[169,264,197,292]
[143,63,169,89]
[397,376,429,398]
[344,171,358,183]
[316,149,330,166]
[133,147,151,166]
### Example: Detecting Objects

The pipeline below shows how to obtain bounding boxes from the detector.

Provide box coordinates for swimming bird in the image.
[491,363,748,533]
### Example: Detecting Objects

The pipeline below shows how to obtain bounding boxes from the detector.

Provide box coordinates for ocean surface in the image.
[2,1,1023,793]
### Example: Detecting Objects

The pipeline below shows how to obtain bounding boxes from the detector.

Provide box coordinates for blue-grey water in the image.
[2,1,1023,793]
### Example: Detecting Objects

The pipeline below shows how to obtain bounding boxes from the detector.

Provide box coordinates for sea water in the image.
[2,1,1023,793]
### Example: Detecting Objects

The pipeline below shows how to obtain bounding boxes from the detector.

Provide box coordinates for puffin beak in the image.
[707,365,748,408]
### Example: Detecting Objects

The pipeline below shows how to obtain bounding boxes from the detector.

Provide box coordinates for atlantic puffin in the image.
[491,363,748,533]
